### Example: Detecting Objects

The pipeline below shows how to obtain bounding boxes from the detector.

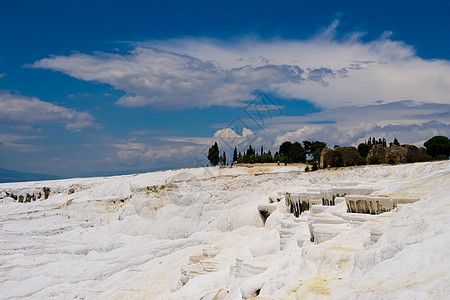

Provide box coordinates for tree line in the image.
[326,135,449,168]
[207,140,327,166]
[207,135,449,168]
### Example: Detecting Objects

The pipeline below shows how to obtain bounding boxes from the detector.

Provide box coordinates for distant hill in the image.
[0,168,60,183]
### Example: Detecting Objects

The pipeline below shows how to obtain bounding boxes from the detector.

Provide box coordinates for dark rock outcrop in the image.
[367,144,431,164]
[320,146,362,168]
[366,144,387,164]
[320,148,333,169]
[321,143,433,169]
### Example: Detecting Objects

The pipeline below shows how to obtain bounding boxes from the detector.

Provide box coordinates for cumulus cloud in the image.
[32,21,450,109]
[213,127,254,139]
[0,91,96,130]
[33,49,304,109]
[113,141,197,163]
[131,101,449,162]
[102,101,449,171]
[273,120,450,149]
[269,101,450,148]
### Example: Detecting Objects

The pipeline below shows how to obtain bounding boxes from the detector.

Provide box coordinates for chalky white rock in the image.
[0,161,449,299]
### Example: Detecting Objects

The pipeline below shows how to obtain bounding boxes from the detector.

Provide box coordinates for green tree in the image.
[303,140,326,164]
[233,147,238,162]
[279,141,292,157]
[358,143,371,157]
[289,142,306,163]
[273,152,281,163]
[207,142,220,166]
[330,150,344,167]
[310,141,326,163]
[303,141,312,154]
[279,141,292,162]
[424,136,450,158]
[261,152,273,163]
[246,145,255,156]
[393,137,400,146]
[219,151,227,165]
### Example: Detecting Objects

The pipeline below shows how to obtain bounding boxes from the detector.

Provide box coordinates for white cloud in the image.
[273,120,450,149]
[113,127,258,166]
[114,142,197,162]
[164,137,213,146]
[0,91,96,130]
[0,132,41,152]
[267,101,450,148]
[213,127,254,139]
[32,21,450,109]
[33,49,303,109]
[267,101,449,130]
[104,101,448,170]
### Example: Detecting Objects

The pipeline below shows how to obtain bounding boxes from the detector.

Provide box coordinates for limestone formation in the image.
[285,192,321,217]
[345,195,420,214]
[367,144,430,164]
[257,204,277,224]
[320,146,362,168]
[181,248,220,285]
[366,144,387,164]
[320,148,333,168]
[345,195,394,214]
[388,144,409,163]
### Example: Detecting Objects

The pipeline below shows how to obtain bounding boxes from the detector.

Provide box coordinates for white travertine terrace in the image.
[0,162,448,299]
[281,185,420,245]
[345,195,420,214]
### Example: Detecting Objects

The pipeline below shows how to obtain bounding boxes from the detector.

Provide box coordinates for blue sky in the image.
[1,0,449,177]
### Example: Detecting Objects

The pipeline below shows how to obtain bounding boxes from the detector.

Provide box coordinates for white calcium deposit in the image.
[1,161,449,299]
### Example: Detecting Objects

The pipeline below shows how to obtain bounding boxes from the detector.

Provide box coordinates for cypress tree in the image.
[207,142,220,166]
[233,147,238,162]
[222,151,227,165]
[246,145,255,156]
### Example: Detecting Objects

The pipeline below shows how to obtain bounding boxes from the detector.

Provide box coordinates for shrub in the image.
[330,150,344,167]
[358,143,371,158]
[368,157,380,164]
[357,157,367,165]
[424,136,450,158]
[43,187,51,199]
[387,154,396,164]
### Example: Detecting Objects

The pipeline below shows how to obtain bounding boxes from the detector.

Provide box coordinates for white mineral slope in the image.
[0,162,449,299]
